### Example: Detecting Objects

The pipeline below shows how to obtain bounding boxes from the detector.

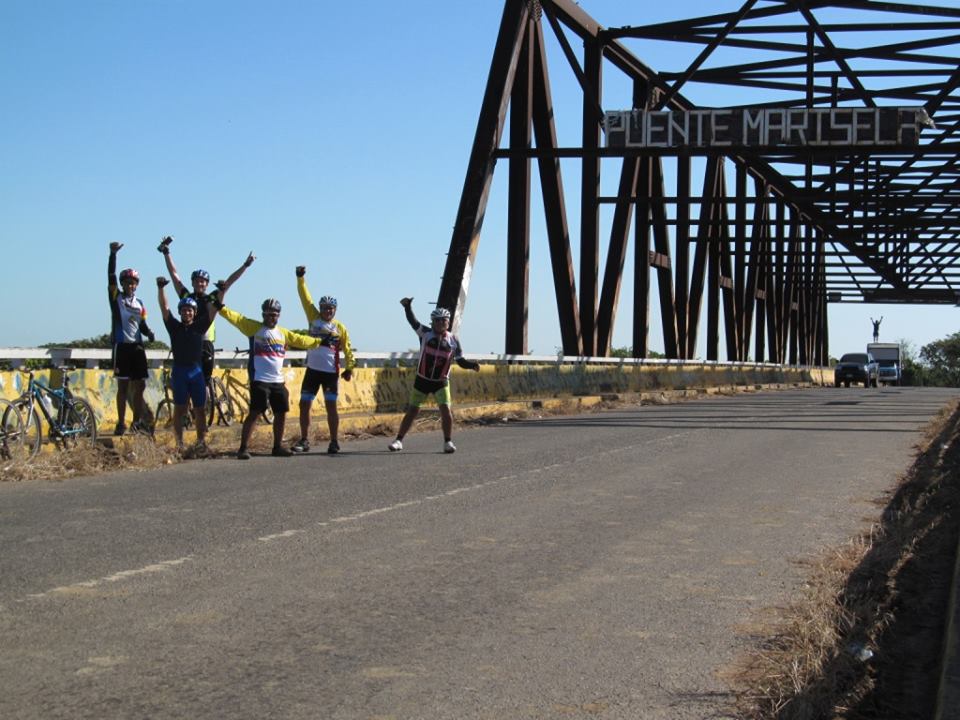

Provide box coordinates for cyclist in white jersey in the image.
[108,242,155,436]
[215,296,324,460]
[291,266,356,455]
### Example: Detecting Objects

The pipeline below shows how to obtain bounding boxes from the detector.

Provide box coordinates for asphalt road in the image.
[1,386,956,719]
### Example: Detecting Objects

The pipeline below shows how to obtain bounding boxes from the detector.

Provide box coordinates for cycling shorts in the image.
[114,343,148,381]
[171,364,206,408]
[408,375,451,408]
[300,368,339,402]
[250,381,289,415]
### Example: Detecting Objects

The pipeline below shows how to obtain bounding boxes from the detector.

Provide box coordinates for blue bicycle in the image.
[3,370,98,460]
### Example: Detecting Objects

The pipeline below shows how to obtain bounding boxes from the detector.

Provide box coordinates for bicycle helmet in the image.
[261,298,282,313]
[178,297,198,312]
[119,268,140,283]
[318,295,338,308]
[191,269,210,282]
[430,307,452,321]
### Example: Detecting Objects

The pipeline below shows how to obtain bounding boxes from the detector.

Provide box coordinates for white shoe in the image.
[444,440,456,454]
[388,439,403,452]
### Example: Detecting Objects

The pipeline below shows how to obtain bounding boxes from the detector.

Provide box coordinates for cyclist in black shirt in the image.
[157,276,218,454]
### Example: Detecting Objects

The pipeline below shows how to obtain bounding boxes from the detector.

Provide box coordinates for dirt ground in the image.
[728,399,960,719]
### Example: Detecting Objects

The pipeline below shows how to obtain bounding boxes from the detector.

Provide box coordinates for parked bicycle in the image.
[2,369,98,459]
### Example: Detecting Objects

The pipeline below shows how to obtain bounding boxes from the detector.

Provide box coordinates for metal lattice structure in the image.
[437,0,960,364]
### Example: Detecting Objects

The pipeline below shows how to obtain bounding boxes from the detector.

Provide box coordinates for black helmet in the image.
[261,298,282,313]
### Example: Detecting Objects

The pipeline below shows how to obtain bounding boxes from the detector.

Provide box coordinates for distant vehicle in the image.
[867,342,902,386]
[834,352,879,388]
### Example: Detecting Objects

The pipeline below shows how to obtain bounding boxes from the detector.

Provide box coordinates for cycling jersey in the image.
[108,252,150,345]
[218,306,321,383]
[404,307,472,383]
[178,287,222,342]
[163,313,213,367]
[297,277,355,374]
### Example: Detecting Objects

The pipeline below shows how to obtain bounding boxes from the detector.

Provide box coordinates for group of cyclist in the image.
[107,238,480,460]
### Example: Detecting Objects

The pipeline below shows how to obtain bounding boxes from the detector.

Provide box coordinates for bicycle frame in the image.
[19,375,79,440]
[14,370,98,456]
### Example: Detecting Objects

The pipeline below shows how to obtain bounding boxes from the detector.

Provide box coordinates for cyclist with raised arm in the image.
[156,277,218,455]
[387,298,480,454]
[291,266,356,455]
[157,236,254,381]
[215,296,324,460]
[108,242,155,436]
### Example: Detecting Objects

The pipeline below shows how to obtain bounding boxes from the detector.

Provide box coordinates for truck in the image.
[867,342,902,385]
[834,352,879,388]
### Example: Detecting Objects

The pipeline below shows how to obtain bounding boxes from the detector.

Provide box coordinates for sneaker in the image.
[272,446,293,457]
[237,448,251,460]
[444,440,457,454]
[291,438,311,453]
[113,423,127,437]
[193,440,209,458]
[327,441,340,455]
[388,439,403,452]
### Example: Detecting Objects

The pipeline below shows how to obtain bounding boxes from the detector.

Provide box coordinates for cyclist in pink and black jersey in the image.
[387,298,480,454]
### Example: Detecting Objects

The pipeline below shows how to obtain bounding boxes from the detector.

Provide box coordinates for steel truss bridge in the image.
[436,0,960,364]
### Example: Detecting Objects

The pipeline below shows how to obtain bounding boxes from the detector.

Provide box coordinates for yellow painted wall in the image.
[0,363,829,426]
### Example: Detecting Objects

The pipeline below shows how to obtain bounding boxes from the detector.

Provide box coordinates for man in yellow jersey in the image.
[291,266,356,455]
[215,296,324,460]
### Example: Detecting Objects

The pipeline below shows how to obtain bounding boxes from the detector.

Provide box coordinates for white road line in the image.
[24,430,692,602]
[258,529,305,542]
[26,556,194,599]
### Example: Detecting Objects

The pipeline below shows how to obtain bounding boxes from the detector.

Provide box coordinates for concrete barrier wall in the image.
[0,364,831,426]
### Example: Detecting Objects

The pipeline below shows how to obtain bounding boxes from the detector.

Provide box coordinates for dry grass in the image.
[0,435,174,482]
[728,399,960,719]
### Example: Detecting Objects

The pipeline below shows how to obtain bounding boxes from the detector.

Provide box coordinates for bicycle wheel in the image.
[155,399,177,430]
[11,401,42,459]
[0,399,25,462]
[59,398,98,449]
[158,398,196,432]
[207,378,235,427]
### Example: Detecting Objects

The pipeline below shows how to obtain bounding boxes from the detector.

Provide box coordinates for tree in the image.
[899,338,927,386]
[609,346,665,359]
[40,334,168,351]
[919,332,960,387]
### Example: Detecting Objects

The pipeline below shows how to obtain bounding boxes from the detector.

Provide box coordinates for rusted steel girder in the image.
[439,0,956,361]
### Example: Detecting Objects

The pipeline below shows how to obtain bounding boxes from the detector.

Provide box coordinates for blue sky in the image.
[2,0,956,360]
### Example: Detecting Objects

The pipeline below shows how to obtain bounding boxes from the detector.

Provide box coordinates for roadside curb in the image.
[97,381,811,454]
